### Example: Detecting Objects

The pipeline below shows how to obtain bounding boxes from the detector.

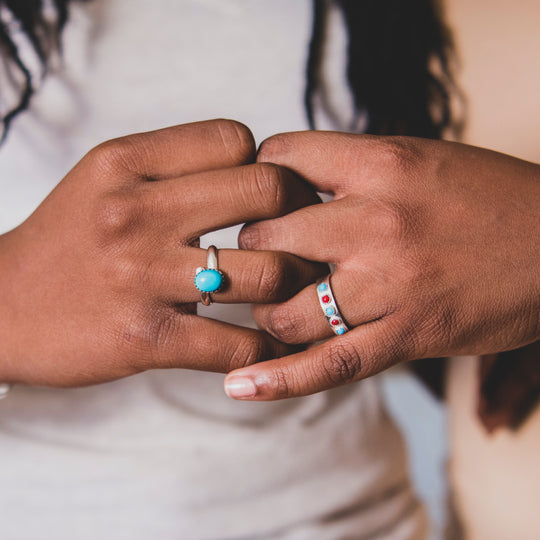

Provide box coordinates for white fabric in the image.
[0,1,426,538]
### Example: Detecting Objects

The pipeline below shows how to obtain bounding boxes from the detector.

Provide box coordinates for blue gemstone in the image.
[325,307,335,316]
[318,283,328,292]
[195,269,223,292]
[336,328,346,335]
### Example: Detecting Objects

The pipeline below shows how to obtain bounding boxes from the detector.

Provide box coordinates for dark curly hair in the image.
[0,0,462,143]
[0,0,84,141]
[306,0,463,139]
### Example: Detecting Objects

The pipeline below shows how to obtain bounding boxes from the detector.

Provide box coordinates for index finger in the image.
[88,119,256,183]
[257,131,385,196]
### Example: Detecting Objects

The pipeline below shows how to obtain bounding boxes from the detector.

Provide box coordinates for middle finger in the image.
[137,163,321,242]
[251,269,393,344]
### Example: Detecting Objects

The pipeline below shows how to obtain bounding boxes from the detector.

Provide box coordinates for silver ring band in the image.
[195,245,223,306]
[206,245,218,271]
[316,275,349,335]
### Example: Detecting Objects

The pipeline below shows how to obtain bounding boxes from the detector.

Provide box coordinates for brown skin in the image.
[225,131,540,400]
[0,120,325,387]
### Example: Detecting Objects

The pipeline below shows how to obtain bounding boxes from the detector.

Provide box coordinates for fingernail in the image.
[225,376,257,400]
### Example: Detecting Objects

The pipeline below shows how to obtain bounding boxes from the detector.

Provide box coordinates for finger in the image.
[142,314,300,373]
[257,131,384,196]
[239,196,374,263]
[88,119,256,183]
[224,318,415,400]
[150,248,328,304]
[251,271,391,344]
[138,163,321,239]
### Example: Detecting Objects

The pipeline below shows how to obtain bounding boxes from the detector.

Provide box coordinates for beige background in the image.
[387,1,540,539]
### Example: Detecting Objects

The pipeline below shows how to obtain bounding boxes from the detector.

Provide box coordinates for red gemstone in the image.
[322,295,330,303]
[331,319,339,326]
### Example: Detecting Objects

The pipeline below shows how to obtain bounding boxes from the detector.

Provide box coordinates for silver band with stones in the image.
[316,275,350,336]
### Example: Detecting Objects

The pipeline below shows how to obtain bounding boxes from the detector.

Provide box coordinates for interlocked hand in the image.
[0,120,325,387]
[225,131,540,400]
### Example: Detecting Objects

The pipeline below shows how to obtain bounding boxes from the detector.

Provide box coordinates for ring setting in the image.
[195,245,223,306]
[316,276,349,335]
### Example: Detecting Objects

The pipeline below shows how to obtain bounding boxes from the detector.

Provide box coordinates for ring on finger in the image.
[195,245,224,306]
[316,275,350,335]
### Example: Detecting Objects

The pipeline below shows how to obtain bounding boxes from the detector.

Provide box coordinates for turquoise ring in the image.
[195,245,223,306]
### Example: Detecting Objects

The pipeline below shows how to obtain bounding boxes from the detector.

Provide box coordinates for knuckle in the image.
[124,307,182,369]
[256,252,290,301]
[377,201,407,240]
[214,119,255,164]
[238,223,263,250]
[374,199,421,245]
[266,305,306,344]
[257,134,291,163]
[272,368,292,400]
[151,310,181,359]
[228,333,265,370]
[116,307,156,369]
[376,137,421,175]
[88,137,139,175]
[323,340,362,385]
[251,163,288,215]
[101,254,140,296]
[94,192,140,240]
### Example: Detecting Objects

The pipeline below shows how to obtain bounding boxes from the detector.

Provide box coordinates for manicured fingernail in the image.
[225,376,257,399]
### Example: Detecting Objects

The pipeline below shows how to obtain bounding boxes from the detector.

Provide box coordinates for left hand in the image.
[0,120,324,388]
[224,131,540,400]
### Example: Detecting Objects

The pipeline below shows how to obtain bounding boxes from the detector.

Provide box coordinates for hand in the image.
[224,131,540,400]
[0,120,324,387]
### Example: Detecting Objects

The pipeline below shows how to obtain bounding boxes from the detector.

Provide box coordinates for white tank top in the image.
[0,1,426,538]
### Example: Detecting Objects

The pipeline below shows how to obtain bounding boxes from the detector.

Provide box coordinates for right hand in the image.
[0,120,323,387]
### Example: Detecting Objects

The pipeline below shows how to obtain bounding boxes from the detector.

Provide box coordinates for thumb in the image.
[223,319,415,400]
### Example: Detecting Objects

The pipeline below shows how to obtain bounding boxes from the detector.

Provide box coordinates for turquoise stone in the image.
[325,307,335,316]
[195,269,223,292]
[318,283,328,292]
[336,328,346,335]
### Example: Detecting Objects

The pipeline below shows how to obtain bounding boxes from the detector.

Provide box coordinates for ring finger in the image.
[150,247,328,305]
[251,269,393,344]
